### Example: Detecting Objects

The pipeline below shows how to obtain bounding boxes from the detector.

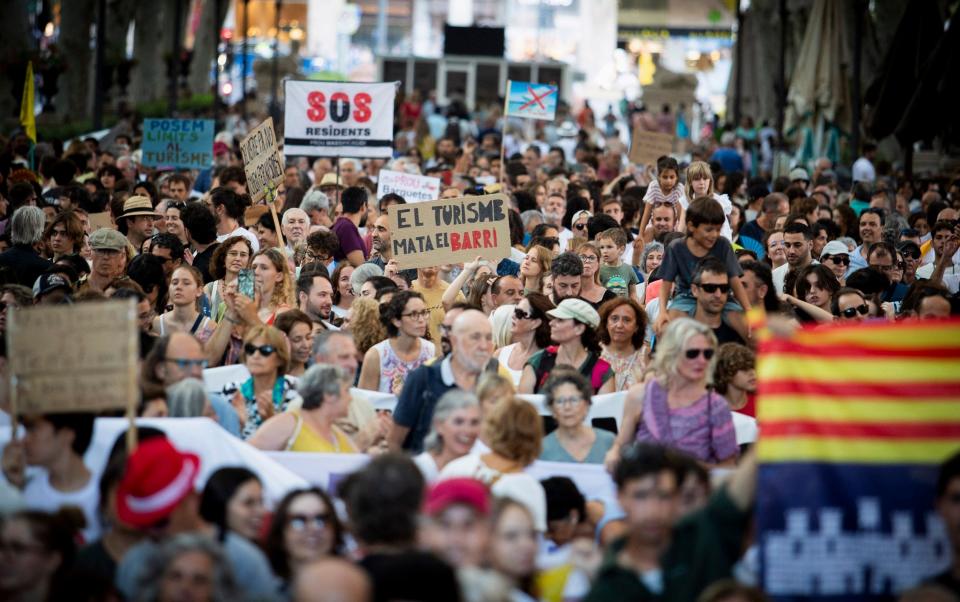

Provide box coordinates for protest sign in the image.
[88,212,114,230]
[629,127,674,166]
[141,118,215,169]
[284,80,396,158]
[505,80,559,121]
[756,320,960,599]
[376,169,441,203]
[239,117,285,204]
[387,193,511,269]
[7,300,139,415]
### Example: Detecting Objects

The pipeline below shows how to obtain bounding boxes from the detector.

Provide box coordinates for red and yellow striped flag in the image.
[757,318,960,463]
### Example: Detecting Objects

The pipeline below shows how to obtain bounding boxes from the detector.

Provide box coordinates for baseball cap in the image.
[896,240,922,258]
[571,210,593,224]
[89,227,129,251]
[820,240,851,260]
[789,168,810,182]
[32,273,72,299]
[547,298,600,329]
[424,478,490,517]
[116,438,200,528]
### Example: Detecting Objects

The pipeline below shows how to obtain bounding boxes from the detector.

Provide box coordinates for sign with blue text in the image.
[141,119,215,169]
[505,81,558,121]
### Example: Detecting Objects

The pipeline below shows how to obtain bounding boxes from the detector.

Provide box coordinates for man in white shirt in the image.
[917,220,960,293]
[773,223,816,294]
[1,413,100,543]
[852,141,877,183]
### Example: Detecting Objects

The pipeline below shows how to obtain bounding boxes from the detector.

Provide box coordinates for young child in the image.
[686,160,734,242]
[638,155,687,238]
[653,197,751,340]
[597,227,639,299]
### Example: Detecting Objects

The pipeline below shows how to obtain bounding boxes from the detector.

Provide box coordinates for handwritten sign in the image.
[7,300,138,413]
[240,117,285,204]
[387,193,512,269]
[376,170,441,203]
[141,119,215,169]
[629,127,674,166]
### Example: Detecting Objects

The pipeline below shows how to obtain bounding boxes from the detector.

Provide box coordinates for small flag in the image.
[756,319,960,599]
[20,61,36,143]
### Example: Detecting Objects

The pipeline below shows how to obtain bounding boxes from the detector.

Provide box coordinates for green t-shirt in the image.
[599,264,639,298]
[584,488,750,602]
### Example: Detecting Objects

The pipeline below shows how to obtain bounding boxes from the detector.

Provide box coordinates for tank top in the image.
[286,411,358,453]
[158,313,214,343]
[373,338,436,395]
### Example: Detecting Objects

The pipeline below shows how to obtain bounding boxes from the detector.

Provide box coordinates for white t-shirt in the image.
[439,454,547,532]
[772,259,818,295]
[413,452,440,483]
[24,472,101,543]
[217,226,260,252]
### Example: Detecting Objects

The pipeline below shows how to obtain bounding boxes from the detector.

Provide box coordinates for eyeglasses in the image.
[824,255,850,266]
[577,254,597,263]
[551,396,585,408]
[244,343,277,357]
[288,513,331,531]
[697,283,729,294]
[401,310,430,320]
[514,308,535,320]
[165,358,209,370]
[839,304,869,318]
[684,348,715,360]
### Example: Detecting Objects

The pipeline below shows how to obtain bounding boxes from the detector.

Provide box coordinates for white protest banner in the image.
[7,300,138,414]
[284,80,396,158]
[376,169,441,203]
[387,193,512,270]
[239,117,285,204]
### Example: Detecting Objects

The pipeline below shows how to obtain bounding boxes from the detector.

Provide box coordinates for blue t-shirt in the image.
[392,361,457,453]
[659,237,743,296]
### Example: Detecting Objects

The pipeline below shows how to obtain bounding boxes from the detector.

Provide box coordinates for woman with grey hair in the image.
[300,189,331,227]
[1,206,48,287]
[637,241,664,303]
[248,364,358,452]
[604,318,739,470]
[349,262,384,297]
[133,533,239,602]
[413,389,482,482]
[165,377,214,418]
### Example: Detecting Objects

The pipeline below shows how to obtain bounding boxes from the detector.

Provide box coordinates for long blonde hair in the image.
[685,161,715,201]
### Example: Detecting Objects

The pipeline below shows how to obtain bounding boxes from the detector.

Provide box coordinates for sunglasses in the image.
[288,512,331,531]
[573,223,587,231]
[697,283,729,294]
[514,308,535,320]
[685,348,715,360]
[244,343,276,357]
[824,255,850,266]
[840,304,870,318]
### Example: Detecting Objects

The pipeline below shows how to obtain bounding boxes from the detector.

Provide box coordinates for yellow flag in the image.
[20,61,36,143]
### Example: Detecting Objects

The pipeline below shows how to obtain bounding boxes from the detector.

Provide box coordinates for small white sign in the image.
[376,169,441,203]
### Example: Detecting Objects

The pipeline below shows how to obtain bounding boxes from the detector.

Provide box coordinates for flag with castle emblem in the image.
[756,318,960,599]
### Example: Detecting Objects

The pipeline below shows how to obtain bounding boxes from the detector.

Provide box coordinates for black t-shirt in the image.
[713,320,745,345]
[359,551,461,602]
[194,243,220,284]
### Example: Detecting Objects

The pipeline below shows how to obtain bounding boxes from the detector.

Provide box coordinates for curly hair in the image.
[712,343,755,396]
[349,297,387,355]
[483,396,543,466]
[542,367,593,408]
[597,296,647,349]
[208,235,253,281]
[133,533,239,601]
[379,289,425,338]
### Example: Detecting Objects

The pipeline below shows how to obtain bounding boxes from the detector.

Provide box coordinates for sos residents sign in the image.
[387,193,512,269]
[284,80,396,158]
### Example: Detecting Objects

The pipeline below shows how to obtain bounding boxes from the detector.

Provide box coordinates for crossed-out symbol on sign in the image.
[518,85,556,112]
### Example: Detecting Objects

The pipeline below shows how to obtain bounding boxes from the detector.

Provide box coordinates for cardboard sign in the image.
[141,119,215,169]
[629,127,674,166]
[376,170,441,203]
[284,80,396,158]
[240,117,285,204]
[505,81,559,121]
[88,212,114,231]
[387,193,511,269]
[7,300,138,414]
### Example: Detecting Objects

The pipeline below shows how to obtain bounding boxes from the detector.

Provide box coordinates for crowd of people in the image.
[0,93,959,602]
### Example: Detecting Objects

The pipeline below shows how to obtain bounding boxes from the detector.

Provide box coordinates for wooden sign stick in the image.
[266,184,287,250]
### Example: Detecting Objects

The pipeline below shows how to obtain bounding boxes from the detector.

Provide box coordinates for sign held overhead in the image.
[387,193,512,269]
[376,170,441,203]
[505,81,559,121]
[240,117,285,204]
[629,127,675,166]
[141,118,215,169]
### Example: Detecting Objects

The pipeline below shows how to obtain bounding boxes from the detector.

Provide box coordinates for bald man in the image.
[282,208,309,249]
[388,310,494,453]
[293,558,372,602]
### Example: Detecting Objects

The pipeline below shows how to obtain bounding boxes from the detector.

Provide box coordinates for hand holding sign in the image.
[387,193,512,270]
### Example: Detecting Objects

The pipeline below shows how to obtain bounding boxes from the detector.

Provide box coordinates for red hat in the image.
[116,438,201,528]
[213,141,230,156]
[424,478,490,517]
